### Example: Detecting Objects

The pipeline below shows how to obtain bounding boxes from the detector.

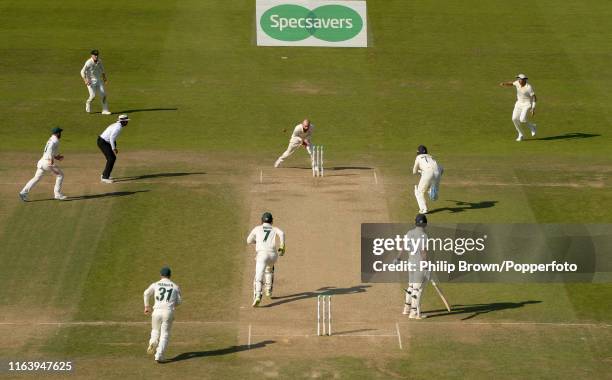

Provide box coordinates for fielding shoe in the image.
[101,175,114,184]
[516,134,524,141]
[18,192,28,202]
[54,194,67,200]
[85,103,91,113]
[252,295,262,307]
[101,110,111,115]
[529,124,537,137]
[147,343,157,355]
[409,313,427,320]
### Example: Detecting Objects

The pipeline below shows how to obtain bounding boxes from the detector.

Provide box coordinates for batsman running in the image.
[413,145,443,214]
[247,212,286,307]
[403,214,430,319]
[144,267,182,363]
[274,119,314,168]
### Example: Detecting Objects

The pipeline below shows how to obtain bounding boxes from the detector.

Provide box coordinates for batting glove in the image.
[278,245,286,256]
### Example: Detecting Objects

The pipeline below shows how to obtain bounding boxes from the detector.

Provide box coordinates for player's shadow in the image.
[263,285,371,308]
[528,132,600,141]
[111,107,178,114]
[28,190,149,202]
[328,166,373,171]
[166,340,275,363]
[112,172,205,182]
[425,300,542,320]
[427,200,498,214]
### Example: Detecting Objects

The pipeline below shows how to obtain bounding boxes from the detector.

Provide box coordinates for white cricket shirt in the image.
[144,278,182,310]
[247,223,285,253]
[513,80,535,104]
[80,58,105,84]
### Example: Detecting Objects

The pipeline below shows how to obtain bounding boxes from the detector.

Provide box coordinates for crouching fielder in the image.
[247,212,285,307]
[19,127,66,201]
[274,119,314,168]
[413,145,443,214]
[144,267,182,363]
[403,214,430,319]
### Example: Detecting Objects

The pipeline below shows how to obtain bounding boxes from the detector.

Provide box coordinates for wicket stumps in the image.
[312,145,324,177]
[317,295,332,336]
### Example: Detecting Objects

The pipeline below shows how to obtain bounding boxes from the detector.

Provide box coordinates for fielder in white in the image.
[499,73,537,141]
[403,214,430,319]
[19,127,67,201]
[247,212,285,307]
[274,119,314,168]
[413,145,442,214]
[80,49,110,114]
[144,267,182,363]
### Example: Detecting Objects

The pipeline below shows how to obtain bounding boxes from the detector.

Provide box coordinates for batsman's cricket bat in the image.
[431,279,451,312]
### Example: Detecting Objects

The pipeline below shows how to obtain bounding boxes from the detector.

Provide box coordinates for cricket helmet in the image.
[415,213,428,226]
[261,212,273,223]
[91,49,99,56]
[417,145,428,155]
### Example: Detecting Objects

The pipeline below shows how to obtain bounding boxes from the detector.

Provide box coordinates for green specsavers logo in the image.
[260,4,364,42]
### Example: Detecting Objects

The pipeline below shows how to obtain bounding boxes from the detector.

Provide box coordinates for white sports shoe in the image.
[402,306,410,315]
[101,177,114,184]
[101,110,111,115]
[147,343,157,355]
[252,295,262,307]
[18,192,28,202]
[85,103,91,113]
[54,194,67,200]
[409,313,427,320]
[530,124,537,136]
[516,134,524,141]
[419,209,428,214]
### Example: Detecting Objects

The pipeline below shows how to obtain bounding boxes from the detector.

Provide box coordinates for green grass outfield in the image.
[0,0,611,378]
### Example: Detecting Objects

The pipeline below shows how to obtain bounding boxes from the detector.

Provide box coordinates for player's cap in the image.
[417,145,428,154]
[516,73,528,79]
[415,213,427,226]
[261,212,273,223]
[51,127,63,134]
[90,49,99,56]
[160,267,172,277]
[118,114,130,121]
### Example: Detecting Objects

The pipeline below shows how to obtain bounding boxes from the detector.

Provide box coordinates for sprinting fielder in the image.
[19,127,67,201]
[80,49,110,114]
[247,212,286,307]
[413,145,443,214]
[97,114,129,183]
[499,73,537,141]
[144,266,182,363]
[403,213,430,319]
[274,119,314,168]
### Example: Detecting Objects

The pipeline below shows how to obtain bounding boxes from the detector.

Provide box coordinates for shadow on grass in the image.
[112,172,205,182]
[427,200,498,214]
[263,285,371,308]
[111,107,178,114]
[166,340,275,363]
[425,300,542,320]
[528,132,600,141]
[28,190,149,202]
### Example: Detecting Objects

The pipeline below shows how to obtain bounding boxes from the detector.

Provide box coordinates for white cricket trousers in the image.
[511,102,535,136]
[405,269,430,315]
[275,138,312,167]
[414,168,442,212]
[253,250,278,296]
[86,82,109,112]
[149,309,174,360]
[21,160,64,197]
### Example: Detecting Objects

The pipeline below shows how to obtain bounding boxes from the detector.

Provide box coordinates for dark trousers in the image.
[97,137,116,179]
